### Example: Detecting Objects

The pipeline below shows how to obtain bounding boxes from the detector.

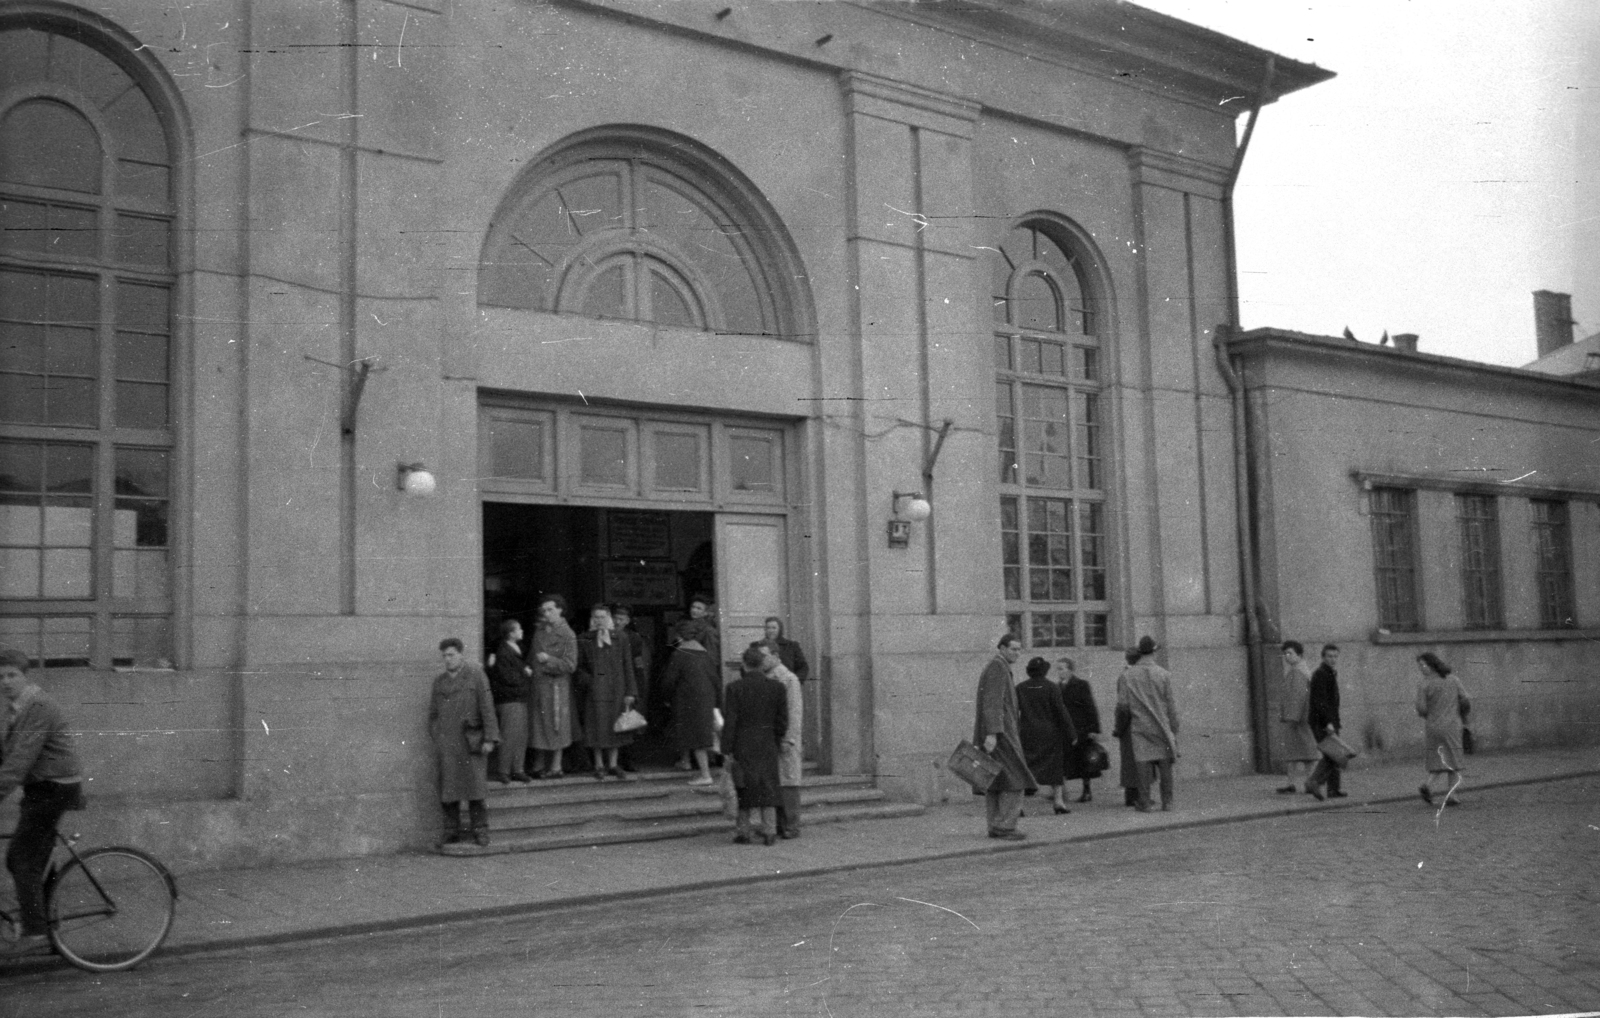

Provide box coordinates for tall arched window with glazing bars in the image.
[0,22,177,669]
[992,221,1109,648]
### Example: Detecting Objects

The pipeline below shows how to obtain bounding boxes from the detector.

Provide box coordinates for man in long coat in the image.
[429,637,500,847]
[1117,635,1179,812]
[529,595,578,778]
[724,645,789,845]
[1307,643,1346,798]
[974,634,1035,840]
[756,641,804,838]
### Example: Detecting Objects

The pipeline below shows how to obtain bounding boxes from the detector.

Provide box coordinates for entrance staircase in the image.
[441,767,922,856]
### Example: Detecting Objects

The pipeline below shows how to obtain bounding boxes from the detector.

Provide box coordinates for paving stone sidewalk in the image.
[124,744,1600,957]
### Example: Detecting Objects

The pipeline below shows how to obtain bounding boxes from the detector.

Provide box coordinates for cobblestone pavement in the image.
[9,776,1599,1018]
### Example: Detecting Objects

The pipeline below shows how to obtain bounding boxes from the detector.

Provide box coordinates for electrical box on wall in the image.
[887,518,912,548]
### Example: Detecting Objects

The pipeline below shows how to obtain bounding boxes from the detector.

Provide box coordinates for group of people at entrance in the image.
[426,597,809,849]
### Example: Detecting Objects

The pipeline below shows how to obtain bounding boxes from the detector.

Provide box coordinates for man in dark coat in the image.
[974,634,1036,840]
[723,645,789,845]
[1057,656,1104,802]
[1307,644,1346,798]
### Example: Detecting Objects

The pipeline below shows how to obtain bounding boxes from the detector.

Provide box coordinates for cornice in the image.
[1128,147,1231,200]
[840,70,981,138]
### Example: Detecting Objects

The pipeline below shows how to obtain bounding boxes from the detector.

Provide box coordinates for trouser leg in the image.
[497,703,528,777]
[985,788,1023,832]
[1307,755,1331,790]
[1326,762,1342,795]
[439,801,462,846]
[8,784,72,935]
[778,786,801,837]
[1156,760,1174,807]
[1133,760,1154,808]
[758,806,777,837]
[735,808,753,838]
[468,799,489,846]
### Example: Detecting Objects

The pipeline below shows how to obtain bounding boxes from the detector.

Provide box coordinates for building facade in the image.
[8,0,1587,874]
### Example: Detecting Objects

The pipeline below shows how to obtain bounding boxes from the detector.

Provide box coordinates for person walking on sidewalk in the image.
[430,638,500,848]
[1057,656,1103,803]
[755,641,805,839]
[1276,641,1322,799]
[1307,644,1346,798]
[0,646,86,956]
[724,645,789,845]
[1015,657,1077,815]
[1415,651,1471,807]
[974,635,1036,840]
[530,595,578,779]
[489,620,533,784]
[1118,636,1180,812]
[1113,646,1144,806]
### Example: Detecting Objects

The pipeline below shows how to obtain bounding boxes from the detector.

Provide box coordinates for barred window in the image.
[1531,500,1576,629]
[1456,494,1503,630]
[0,24,175,669]
[992,222,1107,647]
[1369,487,1420,632]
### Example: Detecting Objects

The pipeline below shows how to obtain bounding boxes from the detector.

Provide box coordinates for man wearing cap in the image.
[0,646,86,954]
[1117,635,1180,812]
[974,634,1036,840]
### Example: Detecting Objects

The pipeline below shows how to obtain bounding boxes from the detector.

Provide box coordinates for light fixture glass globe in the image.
[903,497,932,522]
[402,469,437,496]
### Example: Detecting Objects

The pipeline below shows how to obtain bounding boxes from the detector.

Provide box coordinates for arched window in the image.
[0,22,177,669]
[991,221,1109,648]
[478,132,807,340]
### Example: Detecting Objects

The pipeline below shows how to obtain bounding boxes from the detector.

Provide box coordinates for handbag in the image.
[1316,731,1356,768]
[613,708,648,733]
[946,740,1004,793]
[463,725,485,754]
[1080,739,1110,779]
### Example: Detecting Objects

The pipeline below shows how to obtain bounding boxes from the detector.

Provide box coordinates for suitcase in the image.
[947,740,1004,793]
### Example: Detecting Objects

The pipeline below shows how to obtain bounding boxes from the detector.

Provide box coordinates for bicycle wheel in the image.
[46,847,176,972]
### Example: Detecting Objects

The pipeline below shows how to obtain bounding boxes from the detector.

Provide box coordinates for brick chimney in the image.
[1392,333,1419,353]
[1534,290,1574,358]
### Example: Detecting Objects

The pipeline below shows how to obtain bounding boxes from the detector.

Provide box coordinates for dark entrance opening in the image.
[482,503,715,771]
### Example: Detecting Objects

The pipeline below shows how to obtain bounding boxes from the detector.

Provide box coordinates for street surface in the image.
[5,776,1598,1018]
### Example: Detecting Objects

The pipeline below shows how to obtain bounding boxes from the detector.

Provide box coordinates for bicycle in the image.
[0,830,177,972]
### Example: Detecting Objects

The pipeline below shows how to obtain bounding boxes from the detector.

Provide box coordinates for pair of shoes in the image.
[675,760,694,771]
[607,767,626,779]
[1077,791,1092,803]
[1418,784,1433,804]
[1275,785,1298,794]
[762,833,777,846]
[1134,804,1152,813]
[1307,784,1326,801]
[688,776,714,787]
[544,771,564,780]
[779,830,798,840]
[510,773,532,784]
[1053,805,1071,815]
[1328,790,1348,798]
[593,770,606,781]
[989,829,1027,841]
[473,830,490,847]
[494,774,510,785]
[732,833,751,844]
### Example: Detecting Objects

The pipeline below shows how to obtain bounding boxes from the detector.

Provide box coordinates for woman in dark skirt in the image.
[1015,657,1078,815]
[1057,656,1104,802]
[659,619,723,786]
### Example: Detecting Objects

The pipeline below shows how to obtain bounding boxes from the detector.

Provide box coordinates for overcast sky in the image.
[1133,0,1598,367]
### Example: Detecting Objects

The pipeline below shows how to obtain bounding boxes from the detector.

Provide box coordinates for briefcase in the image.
[947,740,1004,793]
[1317,732,1357,768]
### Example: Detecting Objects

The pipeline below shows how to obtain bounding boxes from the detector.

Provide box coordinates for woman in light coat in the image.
[1415,651,1471,806]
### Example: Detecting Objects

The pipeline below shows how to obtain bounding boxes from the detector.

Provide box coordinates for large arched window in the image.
[0,21,177,669]
[991,220,1109,648]
[478,131,807,340]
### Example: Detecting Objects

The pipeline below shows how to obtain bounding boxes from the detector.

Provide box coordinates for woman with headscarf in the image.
[576,604,639,781]
[660,618,723,786]
[1015,657,1078,815]
[1415,651,1471,806]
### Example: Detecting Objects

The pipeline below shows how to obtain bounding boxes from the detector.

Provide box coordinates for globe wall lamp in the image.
[397,462,437,496]
[887,490,932,548]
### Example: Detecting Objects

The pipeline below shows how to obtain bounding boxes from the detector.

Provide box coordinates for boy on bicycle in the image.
[0,646,85,954]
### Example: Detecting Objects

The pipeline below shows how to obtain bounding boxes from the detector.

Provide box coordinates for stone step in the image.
[487,785,890,833]
[483,771,875,807]
[440,801,926,857]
